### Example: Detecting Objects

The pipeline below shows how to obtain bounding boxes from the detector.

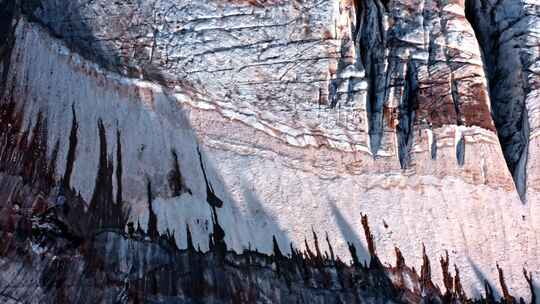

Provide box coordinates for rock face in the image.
[465,0,540,202]
[1,0,540,302]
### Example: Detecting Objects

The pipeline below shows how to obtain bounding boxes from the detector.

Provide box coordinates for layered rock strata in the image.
[1,0,540,301]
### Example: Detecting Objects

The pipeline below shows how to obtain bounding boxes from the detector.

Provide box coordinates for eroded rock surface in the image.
[1,0,540,302]
[465,0,540,202]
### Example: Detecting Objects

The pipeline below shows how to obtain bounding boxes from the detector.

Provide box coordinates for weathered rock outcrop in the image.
[0,167,536,303]
[465,0,540,202]
[1,0,540,302]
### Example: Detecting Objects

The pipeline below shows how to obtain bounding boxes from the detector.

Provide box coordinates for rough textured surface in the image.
[465,0,540,202]
[1,0,540,302]
[0,162,535,303]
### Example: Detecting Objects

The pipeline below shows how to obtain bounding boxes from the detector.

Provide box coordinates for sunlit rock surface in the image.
[1,0,540,302]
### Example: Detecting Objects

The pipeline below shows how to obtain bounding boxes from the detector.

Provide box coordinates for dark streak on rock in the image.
[115,129,122,205]
[357,0,387,155]
[454,264,467,302]
[420,244,433,290]
[186,223,194,252]
[450,76,463,126]
[431,133,438,160]
[325,232,335,263]
[347,241,360,268]
[62,104,78,190]
[360,213,376,259]
[87,119,129,234]
[497,264,515,303]
[456,134,465,167]
[210,204,227,261]
[524,269,535,304]
[397,60,418,169]
[22,111,49,190]
[311,228,323,265]
[272,235,283,261]
[440,251,453,297]
[146,179,159,240]
[395,247,405,269]
[47,139,60,187]
[485,280,496,304]
[168,148,192,197]
[197,146,223,208]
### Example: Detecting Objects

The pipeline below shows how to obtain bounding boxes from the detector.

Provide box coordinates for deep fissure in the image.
[464,0,530,202]
[397,61,418,169]
[355,0,387,155]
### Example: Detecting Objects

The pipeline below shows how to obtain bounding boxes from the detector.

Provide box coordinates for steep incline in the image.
[1,0,539,300]
[465,0,540,203]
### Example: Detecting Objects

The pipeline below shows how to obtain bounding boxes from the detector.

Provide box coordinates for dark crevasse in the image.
[464,0,529,202]
[397,61,418,169]
[456,135,465,167]
[355,0,388,155]
[354,0,420,163]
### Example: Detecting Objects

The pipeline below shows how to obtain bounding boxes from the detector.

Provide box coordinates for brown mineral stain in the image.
[323,30,334,40]
[461,83,496,131]
[383,105,398,129]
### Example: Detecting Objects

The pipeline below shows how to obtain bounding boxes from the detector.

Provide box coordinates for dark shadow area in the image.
[239,176,291,254]
[357,0,387,156]
[329,201,369,264]
[397,60,418,169]
[24,0,123,73]
[468,257,501,300]
[24,0,173,85]
[464,0,529,202]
